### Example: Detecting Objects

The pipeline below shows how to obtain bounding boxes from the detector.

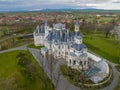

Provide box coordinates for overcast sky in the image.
[0,0,120,11]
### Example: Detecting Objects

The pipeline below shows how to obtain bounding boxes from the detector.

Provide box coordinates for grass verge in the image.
[0,50,53,90]
[27,43,44,49]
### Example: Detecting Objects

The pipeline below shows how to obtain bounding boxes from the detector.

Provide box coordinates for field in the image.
[27,43,44,49]
[83,33,120,64]
[0,50,53,90]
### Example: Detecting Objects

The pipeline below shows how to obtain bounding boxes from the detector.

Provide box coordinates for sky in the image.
[0,0,120,11]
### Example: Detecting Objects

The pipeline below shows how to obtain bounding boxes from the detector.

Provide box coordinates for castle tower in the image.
[74,18,82,44]
[44,20,49,37]
[75,18,79,34]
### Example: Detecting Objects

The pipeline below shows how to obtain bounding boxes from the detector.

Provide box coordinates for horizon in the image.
[0,0,120,12]
[0,8,120,13]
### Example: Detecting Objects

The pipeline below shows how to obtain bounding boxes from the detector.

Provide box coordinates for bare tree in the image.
[104,20,117,38]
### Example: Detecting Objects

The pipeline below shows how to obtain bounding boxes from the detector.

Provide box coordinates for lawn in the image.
[83,33,120,64]
[27,43,44,49]
[0,50,53,90]
[0,38,33,50]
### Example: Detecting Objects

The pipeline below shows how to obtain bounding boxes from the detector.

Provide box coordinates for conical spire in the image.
[75,17,79,33]
[75,17,79,26]
[45,20,48,26]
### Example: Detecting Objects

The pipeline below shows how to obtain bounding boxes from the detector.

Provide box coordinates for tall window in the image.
[68,45,69,49]
[84,61,86,65]
[65,52,68,55]
[58,45,60,49]
[79,61,82,65]
[69,59,71,64]
[73,60,76,65]
[74,50,75,53]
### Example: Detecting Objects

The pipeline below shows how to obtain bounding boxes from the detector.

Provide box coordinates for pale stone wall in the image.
[34,35,44,46]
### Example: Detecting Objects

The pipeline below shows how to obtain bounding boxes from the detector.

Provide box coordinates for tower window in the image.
[69,59,71,64]
[65,52,68,55]
[73,60,76,65]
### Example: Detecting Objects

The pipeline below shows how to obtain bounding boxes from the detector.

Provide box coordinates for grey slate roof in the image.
[69,52,76,57]
[75,35,82,39]
[80,53,87,57]
[46,29,74,43]
[75,18,79,26]
[71,43,87,51]
[55,23,63,27]
[41,47,48,52]
[34,25,45,36]
[45,20,48,26]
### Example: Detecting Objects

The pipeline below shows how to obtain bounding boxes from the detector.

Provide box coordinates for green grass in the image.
[27,43,44,49]
[0,38,33,50]
[0,50,53,90]
[83,33,120,64]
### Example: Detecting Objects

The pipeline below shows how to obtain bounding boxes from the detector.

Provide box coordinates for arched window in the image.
[84,61,86,65]
[73,60,76,65]
[69,59,71,64]
[68,45,69,49]
[65,52,68,55]
[58,45,60,49]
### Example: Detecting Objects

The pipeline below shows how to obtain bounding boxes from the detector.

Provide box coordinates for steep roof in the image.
[45,20,48,26]
[69,52,76,57]
[71,43,87,51]
[41,47,48,52]
[34,25,45,36]
[75,18,79,27]
[46,29,74,43]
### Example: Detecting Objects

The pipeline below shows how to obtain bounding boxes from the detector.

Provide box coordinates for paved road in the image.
[0,44,28,54]
[0,45,119,90]
[101,60,120,90]
[29,48,80,90]
[0,33,33,43]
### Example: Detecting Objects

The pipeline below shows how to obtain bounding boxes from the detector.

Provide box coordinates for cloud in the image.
[0,0,120,11]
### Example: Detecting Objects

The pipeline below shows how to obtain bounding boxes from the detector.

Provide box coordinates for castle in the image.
[33,19,110,83]
[34,19,88,69]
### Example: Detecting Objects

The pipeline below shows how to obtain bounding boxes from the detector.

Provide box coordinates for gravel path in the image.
[29,48,80,90]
